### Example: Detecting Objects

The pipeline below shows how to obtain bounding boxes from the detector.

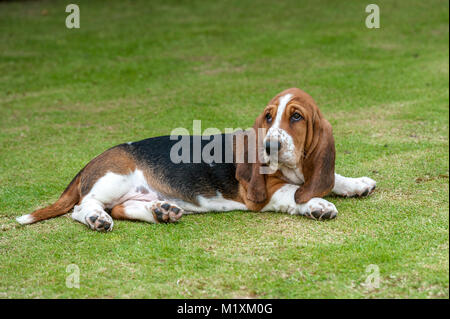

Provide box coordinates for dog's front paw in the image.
[85,210,114,232]
[300,198,338,221]
[346,177,376,197]
[149,201,183,223]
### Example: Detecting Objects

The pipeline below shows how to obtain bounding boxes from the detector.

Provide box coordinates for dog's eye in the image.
[291,112,303,122]
[265,113,272,123]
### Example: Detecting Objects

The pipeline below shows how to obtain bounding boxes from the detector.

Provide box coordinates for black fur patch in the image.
[126,135,240,202]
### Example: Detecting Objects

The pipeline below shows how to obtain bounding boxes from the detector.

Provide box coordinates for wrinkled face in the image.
[260,92,310,168]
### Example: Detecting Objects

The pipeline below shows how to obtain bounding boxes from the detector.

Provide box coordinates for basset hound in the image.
[16,88,376,232]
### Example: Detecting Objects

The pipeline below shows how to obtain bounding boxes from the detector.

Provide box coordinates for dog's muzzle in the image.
[265,139,281,156]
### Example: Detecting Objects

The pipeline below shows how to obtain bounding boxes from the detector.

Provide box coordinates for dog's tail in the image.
[16,173,82,225]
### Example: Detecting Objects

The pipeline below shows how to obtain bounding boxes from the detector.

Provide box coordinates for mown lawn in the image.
[0,0,448,298]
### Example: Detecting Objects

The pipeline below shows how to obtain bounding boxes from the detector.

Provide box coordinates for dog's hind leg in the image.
[72,170,183,231]
[110,200,183,224]
[17,145,137,229]
[72,199,113,232]
[71,171,135,232]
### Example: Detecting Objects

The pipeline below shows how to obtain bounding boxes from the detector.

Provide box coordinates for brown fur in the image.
[236,88,336,206]
[237,170,286,211]
[79,146,136,196]
[235,128,267,203]
[294,118,335,203]
[110,204,127,219]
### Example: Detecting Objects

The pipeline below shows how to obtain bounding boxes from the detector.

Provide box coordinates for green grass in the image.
[0,0,448,298]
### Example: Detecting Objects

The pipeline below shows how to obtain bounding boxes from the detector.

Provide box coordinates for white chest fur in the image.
[279,166,305,185]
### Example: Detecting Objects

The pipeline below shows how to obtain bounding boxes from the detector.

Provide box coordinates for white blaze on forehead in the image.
[273,93,293,128]
[264,93,297,167]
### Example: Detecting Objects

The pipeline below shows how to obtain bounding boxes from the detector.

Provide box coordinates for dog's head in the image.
[236,88,336,203]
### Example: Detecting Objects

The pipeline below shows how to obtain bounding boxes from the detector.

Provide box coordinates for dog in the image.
[16,88,376,232]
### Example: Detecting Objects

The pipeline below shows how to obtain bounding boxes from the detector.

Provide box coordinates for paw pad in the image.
[151,202,183,223]
[85,211,113,232]
[307,209,337,221]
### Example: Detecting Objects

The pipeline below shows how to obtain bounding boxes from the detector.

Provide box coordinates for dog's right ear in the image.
[235,123,267,203]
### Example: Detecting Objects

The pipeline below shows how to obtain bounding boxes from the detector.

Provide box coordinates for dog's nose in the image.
[265,140,281,155]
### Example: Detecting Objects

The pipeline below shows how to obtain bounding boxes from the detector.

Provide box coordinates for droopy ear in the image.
[295,118,335,203]
[235,124,267,203]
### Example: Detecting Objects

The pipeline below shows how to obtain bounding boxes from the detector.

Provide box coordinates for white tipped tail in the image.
[16,214,35,225]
